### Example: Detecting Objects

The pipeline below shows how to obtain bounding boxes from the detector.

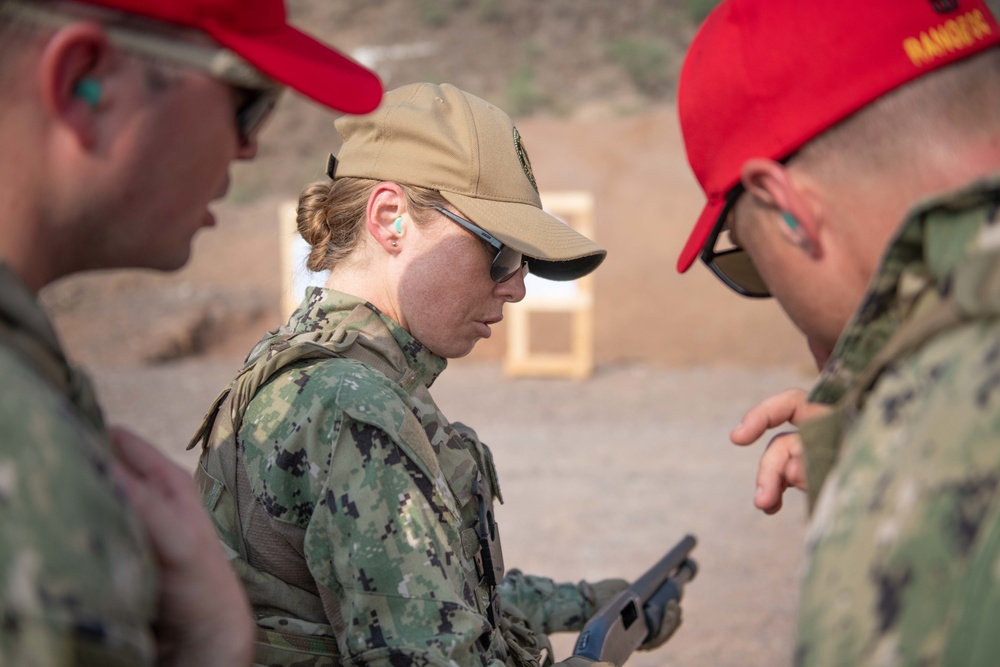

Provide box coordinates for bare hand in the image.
[109,427,254,667]
[730,390,830,515]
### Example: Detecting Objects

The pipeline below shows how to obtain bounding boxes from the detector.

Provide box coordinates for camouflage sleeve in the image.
[797,319,1000,666]
[0,352,157,666]
[498,570,628,634]
[305,414,507,666]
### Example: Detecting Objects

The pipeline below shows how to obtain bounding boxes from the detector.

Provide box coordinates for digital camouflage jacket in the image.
[0,264,157,666]
[796,174,1000,666]
[193,289,622,667]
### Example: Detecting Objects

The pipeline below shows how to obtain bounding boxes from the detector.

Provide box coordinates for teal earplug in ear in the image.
[394,216,403,233]
[781,211,815,252]
[781,211,799,231]
[74,78,101,108]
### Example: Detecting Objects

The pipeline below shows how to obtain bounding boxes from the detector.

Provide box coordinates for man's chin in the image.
[427,338,477,360]
[138,244,195,273]
[808,338,832,370]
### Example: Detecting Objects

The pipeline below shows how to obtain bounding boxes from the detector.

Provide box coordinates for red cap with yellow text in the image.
[676,0,1000,273]
[79,0,382,114]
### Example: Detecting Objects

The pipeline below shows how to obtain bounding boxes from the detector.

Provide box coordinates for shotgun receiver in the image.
[572,534,697,666]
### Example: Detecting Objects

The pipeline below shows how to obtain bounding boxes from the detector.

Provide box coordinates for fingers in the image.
[639,599,682,651]
[558,657,615,667]
[108,426,201,566]
[754,433,790,513]
[729,389,826,515]
[109,426,255,665]
[109,426,188,497]
[731,389,810,445]
[753,432,807,514]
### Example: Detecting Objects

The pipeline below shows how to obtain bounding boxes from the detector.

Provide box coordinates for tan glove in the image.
[639,598,682,651]
[583,578,629,612]
[555,657,615,667]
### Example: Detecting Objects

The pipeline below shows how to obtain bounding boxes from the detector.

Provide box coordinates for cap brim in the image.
[442,192,607,281]
[206,22,382,114]
[677,195,726,273]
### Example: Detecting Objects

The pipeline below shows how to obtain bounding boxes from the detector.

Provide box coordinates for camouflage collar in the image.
[0,262,105,431]
[0,262,64,358]
[285,287,447,388]
[810,172,1000,404]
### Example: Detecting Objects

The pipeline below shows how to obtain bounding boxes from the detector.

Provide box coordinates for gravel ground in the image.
[89,359,812,667]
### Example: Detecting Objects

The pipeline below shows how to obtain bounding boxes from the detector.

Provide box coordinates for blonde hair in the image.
[296,178,450,272]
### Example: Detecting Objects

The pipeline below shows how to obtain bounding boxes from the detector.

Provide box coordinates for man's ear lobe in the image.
[38,23,116,147]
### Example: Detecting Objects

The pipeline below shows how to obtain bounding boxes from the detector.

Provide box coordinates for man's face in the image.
[98,63,255,271]
[727,197,860,369]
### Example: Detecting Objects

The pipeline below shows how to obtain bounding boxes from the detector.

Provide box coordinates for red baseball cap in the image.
[676,0,1000,273]
[81,0,382,114]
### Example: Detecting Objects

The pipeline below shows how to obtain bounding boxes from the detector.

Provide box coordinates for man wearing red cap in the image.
[0,0,381,664]
[677,0,1000,664]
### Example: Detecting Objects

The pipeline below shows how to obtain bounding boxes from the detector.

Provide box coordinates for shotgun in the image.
[572,534,697,666]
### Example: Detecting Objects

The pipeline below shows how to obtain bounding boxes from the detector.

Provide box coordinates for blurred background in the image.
[41,1,818,664]
[42,0,814,371]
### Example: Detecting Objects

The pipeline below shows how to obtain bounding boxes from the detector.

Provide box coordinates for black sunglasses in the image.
[233,86,282,146]
[698,183,772,298]
[434,207,528,283]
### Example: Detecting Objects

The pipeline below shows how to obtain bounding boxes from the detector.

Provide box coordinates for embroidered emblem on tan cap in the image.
[513,126,538,193]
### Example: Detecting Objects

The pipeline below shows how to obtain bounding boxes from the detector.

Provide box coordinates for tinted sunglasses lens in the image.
[236,88,280,142]
[491,247,525,283]
[711,249,771,297]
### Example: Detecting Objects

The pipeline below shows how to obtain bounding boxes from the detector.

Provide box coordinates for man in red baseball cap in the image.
[0,1,381,664]
[676,0,1000,663]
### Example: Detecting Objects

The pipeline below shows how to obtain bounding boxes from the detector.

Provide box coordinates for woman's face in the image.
[395,209,526,359]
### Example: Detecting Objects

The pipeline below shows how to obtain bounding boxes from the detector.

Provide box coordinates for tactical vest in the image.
[801,242,1000,510]
[188,305,531,666]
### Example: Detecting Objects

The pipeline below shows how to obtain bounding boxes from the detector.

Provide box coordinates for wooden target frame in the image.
[503,191,596,380]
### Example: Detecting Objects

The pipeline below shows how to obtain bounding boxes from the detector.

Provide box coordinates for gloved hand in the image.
[555,657,614,667]
[639,598,682,651]
[584,578,629,611]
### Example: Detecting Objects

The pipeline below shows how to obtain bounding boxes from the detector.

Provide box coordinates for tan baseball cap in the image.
[329,83,606,281]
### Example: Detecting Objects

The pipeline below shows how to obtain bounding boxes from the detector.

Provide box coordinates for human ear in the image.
[365,182,407,253]
[741,158,821,257]
[38,23,116,148]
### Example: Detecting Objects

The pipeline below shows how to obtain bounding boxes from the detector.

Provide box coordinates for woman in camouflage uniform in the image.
[191,83,644,667]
